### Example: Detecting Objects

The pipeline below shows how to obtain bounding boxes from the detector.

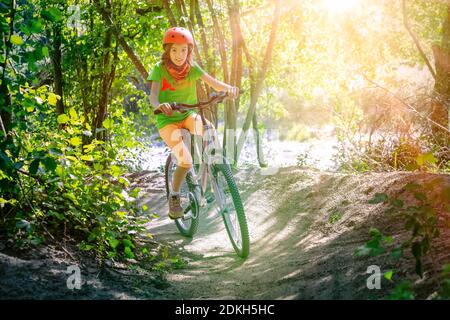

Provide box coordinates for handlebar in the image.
[153,91,238,115]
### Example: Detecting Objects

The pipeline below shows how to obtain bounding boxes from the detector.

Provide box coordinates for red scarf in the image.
[165,60,191,82]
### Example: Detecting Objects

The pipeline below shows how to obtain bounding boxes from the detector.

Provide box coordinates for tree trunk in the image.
[253,112,267,167]
[162,0,178,27]
[93,0,148,81]
[431,6,450,148]
[52,23,65,116]
[94,1,114,141]
[235,0,281,163]
[223,0,242,163]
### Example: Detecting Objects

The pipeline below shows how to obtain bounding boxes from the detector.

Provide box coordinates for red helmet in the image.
[163,27,194,46]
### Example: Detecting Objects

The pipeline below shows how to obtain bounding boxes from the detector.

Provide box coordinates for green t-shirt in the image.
[148,61,205,129]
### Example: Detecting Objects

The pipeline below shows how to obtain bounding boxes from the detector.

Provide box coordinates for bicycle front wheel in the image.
[165,155,200,237]
[211,163,249,258]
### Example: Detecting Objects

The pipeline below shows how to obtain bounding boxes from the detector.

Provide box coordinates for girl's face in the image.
[170,43,188,66]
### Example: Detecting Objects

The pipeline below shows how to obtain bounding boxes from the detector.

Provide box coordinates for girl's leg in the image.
[159,124,194,219]
[172,165,190,193]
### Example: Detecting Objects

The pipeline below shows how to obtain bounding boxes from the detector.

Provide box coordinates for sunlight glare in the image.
[322,0,360,14]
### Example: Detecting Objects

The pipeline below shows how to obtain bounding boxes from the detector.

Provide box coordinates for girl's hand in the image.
[156,103,173,116]
[226,86,239,99]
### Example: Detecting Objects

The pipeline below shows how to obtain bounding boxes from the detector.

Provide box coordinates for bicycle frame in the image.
[181,106,230,208]
[162,93,250,257]
[162,91,235,211]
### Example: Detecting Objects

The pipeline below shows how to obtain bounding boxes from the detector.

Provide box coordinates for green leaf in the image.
[80,155,93,161]
[80,244,94,251]
[116,211,127,219]
[87,232,97,242]
[42,7,63,23]
[416,154,425,166]
[42,157,57,172]
[390,198,404,208]
[110,165,121,177]
[49,211,64,221]
[124,246,135,259]
[48,92,59,106]
[368,193,388,204]
[55,165,64,177]
[19,23,31,36]
[29,158,40,175]
[30,19,43,33]
[442,264,450,277]
[129,187,141,198]
[108,238,120,249]
[42,46,49,57]
[384,270,394,281]
[16,219,30,230]
[69,137,82,147]
[423,152,437,165]
[103,118,113,129]
[369,228,382,238]
[383,235,393,244]
[57,114,69,124]
[389,281,415,300]
[391,246,403,261]
[10,34,24,45]
[413,192,426,202]
[123,239,134,248]
[69,108,78,120]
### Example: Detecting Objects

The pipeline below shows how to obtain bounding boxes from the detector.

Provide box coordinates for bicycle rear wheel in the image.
[165,155,200,237]
[211,163,249,258]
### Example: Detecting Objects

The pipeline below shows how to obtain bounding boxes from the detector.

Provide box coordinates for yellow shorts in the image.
[158,113,212,168]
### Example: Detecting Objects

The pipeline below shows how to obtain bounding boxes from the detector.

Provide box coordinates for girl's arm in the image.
[149,81,173,115]
[200,73,238,97]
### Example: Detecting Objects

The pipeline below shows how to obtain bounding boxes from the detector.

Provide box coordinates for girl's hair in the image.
[161,43,194,67]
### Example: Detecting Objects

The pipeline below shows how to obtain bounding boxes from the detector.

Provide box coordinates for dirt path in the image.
[137,166,450,299]
[1,166,449,299]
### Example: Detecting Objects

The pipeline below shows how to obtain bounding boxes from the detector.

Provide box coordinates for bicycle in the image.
[154,91,250,258]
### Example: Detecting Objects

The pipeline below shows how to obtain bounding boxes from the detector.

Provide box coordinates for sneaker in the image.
[168,194,184,220]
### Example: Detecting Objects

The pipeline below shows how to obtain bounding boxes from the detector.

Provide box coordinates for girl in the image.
[148,27,238,220]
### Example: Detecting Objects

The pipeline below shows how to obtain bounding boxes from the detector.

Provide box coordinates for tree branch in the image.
[93,0,149,80]
[402,0,436,80]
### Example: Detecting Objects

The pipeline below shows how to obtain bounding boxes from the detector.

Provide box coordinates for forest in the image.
[0,0,449,300]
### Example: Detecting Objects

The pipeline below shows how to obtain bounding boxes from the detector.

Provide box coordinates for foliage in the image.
[438,264,450,299]
[0,0,158,260]
[355,180,450,299]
